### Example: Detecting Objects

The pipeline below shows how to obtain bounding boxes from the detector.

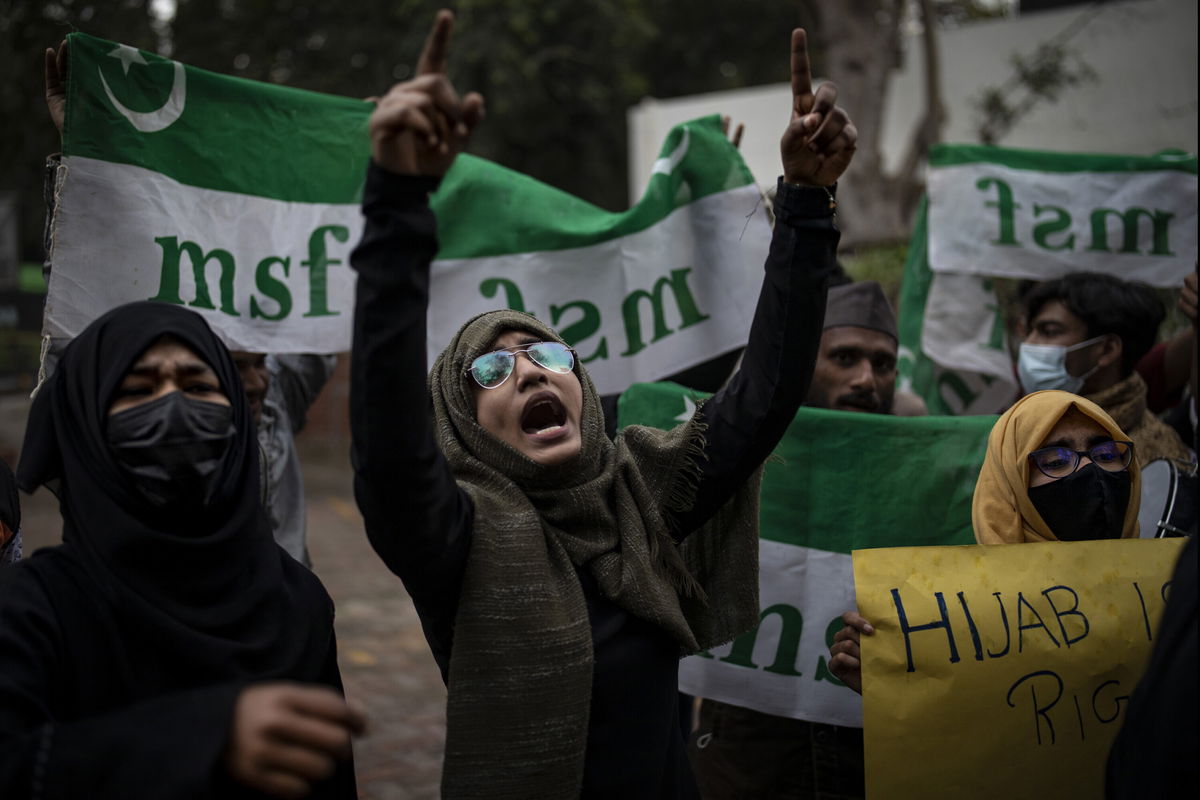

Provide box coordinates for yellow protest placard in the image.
[853,538,1186,799]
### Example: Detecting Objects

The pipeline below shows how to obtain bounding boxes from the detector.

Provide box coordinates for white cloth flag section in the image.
[47,33,767,395]
[48,156,363,355]
[928,147,1198,285]
[426,173,767,394]
[917,271,1018,415]
[680,542,862,727]
[898,144,1198,416]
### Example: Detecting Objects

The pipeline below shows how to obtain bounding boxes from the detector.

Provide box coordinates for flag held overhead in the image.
[48,33,770,394]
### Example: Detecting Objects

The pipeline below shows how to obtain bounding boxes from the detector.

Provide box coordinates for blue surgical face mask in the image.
[1018,335,1107,394]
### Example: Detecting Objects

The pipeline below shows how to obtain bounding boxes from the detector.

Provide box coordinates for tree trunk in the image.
[812,0,943,247]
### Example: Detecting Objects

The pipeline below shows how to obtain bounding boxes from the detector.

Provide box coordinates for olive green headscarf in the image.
[429,309,762,799]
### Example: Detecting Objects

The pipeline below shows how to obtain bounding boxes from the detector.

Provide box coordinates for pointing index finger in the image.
[790,28,814,117]
[416,9,455,76]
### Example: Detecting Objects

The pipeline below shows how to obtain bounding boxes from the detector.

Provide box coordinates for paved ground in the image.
[5,396,447,799]
[297,450,448,799]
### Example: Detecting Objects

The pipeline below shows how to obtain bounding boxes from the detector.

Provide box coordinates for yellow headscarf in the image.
[972,390,1141,543]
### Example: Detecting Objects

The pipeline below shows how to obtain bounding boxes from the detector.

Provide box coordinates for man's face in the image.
[472,330,584,466]
[230,351,269,423]
[1023,300,1101,378]
[806,326,897,414]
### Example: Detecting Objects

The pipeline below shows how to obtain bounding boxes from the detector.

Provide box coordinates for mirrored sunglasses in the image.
[1028,440,1134,480]
[466,341,576,389]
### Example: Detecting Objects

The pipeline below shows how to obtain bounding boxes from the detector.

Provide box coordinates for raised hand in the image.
[720,115,745,150]
[226,682,366,799]
[45,40,68,136]
[779,29,857,187]
[369,10,485,177]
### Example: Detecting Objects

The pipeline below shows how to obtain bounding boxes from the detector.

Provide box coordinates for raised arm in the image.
[45,40,67,136]
[349,10,484,674]
[673,29,857,535]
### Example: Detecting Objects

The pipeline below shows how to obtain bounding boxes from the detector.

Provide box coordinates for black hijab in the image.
[17,301,332,687]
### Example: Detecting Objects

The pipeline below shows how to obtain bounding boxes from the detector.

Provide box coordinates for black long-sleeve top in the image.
[0,551,353,799]
[350,164,839,797]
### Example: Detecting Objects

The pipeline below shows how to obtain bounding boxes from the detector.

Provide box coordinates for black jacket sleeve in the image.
[0,571,242,800]
[0,570,356,800]
[349,164,475,676]
[671,179,839,536]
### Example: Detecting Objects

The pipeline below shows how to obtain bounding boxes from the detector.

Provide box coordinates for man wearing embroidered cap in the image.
[805,280,900,415]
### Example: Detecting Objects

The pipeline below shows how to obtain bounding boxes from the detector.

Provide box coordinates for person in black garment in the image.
[350,10,855,799]
[0,302,362,799]
[1106,534,1198,797]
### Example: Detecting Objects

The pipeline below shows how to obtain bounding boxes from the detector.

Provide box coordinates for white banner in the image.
[918,272,1018,415]
[48,156,360,354]
[928,162,1197,287]
[679,540,863,727]
[49,159,767,395]
[429,187,766,395]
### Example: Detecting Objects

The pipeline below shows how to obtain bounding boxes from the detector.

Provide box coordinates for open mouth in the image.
[521,391,568,435]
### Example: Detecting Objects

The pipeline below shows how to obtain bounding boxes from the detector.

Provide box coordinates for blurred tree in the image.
[166,0,654,211]
[973,25,1096,145]
[810,0,1010,246]
[0,0,156,264]
[450,0,654,211]
[169,0,420,96]
[451,0,814,210]
[159,0,816,211]
[5,0,1025,262]
[636,1,815,101]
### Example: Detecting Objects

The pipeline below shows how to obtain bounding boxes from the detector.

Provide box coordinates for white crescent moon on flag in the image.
[98,61,187,133]
[652,126,690,177]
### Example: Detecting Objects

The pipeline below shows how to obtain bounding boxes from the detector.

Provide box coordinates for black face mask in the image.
[106,392,236,510]
[1028,463,1131,542]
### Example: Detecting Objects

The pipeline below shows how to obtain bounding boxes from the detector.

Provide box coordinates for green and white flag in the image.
[928,144,1197,285]
[50,33,370,354]
[49,33,768,392]
[618,381,995,726]
[898,144,1198,416]
[895,200,1018,416]
[427,121,767,394]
